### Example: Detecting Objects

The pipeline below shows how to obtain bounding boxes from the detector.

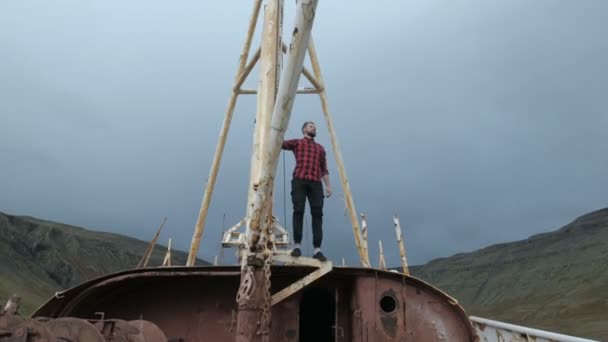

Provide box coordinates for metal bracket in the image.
[221,217,289,248]
[270,253,333,306]
[332,325,345,338]
[221,219,246,247]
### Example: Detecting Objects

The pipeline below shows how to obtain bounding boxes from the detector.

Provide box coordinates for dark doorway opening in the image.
[299,287,336,342]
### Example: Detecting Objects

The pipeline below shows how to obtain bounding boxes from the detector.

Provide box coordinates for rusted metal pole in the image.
[378,240,387,270]
[394,215,410,275]
[308,39,370,267]
[237,1,284,341]
[246,0,283,233]
[138,217,167,268]
[236,2,318,341]
[247,0,318,249]
[235,270,268,342]
[187,0,263,266]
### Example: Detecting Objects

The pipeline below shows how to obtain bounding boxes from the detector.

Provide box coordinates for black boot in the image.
[313,251,327,262]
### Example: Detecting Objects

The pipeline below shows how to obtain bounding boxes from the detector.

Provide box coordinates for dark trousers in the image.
[291,178,324,248]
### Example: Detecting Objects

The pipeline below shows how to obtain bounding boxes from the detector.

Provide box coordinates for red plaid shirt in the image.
[282,137,329,182]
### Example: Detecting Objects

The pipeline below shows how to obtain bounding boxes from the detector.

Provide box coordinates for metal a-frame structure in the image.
[185,0,370,269]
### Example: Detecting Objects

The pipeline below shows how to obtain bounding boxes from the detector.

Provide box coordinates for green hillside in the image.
[410,208,608,340]
[0,211,203,314]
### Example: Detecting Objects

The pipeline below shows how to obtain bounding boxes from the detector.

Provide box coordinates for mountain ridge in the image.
[408,207,608,340]
[0,211,204,313]
[1,209,606,339]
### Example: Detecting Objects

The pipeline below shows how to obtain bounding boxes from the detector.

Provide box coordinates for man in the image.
[282,121,332,261]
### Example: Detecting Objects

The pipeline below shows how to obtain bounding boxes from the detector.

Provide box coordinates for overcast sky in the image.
[1,0,606,266]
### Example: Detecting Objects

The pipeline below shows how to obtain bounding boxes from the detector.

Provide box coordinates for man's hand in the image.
[322,174,332,198]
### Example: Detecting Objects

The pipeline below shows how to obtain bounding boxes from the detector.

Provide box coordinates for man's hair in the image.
[301,121,314,133]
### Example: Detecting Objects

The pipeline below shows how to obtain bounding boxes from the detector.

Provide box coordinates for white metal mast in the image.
[186,0,370,268]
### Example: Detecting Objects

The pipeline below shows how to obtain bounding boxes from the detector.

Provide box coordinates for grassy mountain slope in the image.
[0,211,202,313]
[410,208,608,340]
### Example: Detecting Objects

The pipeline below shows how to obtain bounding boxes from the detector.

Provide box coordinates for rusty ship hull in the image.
[32,265,476,341]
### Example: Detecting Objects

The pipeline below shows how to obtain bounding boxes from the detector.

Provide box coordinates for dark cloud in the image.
[1,0,606,266]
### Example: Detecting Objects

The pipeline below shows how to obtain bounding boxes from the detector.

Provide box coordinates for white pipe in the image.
[470,316,599,342]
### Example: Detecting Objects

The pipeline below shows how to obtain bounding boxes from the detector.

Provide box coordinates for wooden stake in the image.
[187,0,264,266]
[394,215,410,275]
[308,38,370,267]
[162,238,172,267]
[138,217,167,268]
[378,240,387,270]
[1,295,20,315]
[360,213,370,265]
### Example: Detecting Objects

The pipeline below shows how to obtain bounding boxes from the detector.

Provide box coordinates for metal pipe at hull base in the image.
[470,316,599,342]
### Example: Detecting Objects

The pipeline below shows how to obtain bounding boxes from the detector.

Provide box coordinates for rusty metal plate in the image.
[94,319,143,342]
[0,315,56,342]
[128,320,167,342]
[43,317,105,342]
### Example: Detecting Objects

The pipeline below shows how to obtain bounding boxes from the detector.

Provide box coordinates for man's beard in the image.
[307,131,316,138]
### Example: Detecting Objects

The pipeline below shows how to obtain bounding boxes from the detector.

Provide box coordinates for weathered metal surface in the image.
[128,320,168,342]
[270,261,332,305]
[95,319,143,342]
[32,266,476,341]
[0,315,56,342]
[470,316,599,342]
[42,317,105,342]
[235,268,268,342]
[269,293,299,342]
[222,218,289,249]
[246,0,283,229]
[273,251,324,267]
[222,219,247,247]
